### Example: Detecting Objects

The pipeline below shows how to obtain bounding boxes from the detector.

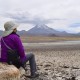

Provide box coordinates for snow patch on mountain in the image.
[35,24,50,29]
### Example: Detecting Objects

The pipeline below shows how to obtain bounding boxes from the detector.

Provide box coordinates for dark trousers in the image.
[7,52,37,76]
[24,53,37,76]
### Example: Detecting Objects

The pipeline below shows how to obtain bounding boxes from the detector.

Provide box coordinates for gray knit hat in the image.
[3,21,19,37]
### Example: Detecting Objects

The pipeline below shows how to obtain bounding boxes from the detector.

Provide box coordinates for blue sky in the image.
[0,0,80,33]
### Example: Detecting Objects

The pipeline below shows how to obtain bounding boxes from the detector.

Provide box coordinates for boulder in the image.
[0,62,20,80]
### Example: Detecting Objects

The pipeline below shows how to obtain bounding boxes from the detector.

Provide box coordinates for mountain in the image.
[27,24,70,36]
[17,30,27,36]
[27,24,58,36]
[0,30,3,36]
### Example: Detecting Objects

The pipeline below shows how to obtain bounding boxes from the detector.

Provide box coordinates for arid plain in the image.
[20,36,80,80]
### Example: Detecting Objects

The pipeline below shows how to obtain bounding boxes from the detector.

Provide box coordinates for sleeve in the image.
[13,35,26,62]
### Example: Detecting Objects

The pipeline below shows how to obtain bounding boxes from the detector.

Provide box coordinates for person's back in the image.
[1,33,15,62]
[1,33,26,62]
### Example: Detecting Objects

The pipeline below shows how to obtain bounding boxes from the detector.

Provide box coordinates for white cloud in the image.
[0,0,80,33]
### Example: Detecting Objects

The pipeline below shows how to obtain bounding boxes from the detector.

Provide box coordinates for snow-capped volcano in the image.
[27,24,73,36]
[27,24,58,36]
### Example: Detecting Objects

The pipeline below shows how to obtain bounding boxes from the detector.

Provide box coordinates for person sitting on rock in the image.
[0,21,39,78]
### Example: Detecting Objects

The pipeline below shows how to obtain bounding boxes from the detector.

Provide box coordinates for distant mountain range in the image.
[0,24,80,37]
[26,24,74,36]
[0,30,3,36]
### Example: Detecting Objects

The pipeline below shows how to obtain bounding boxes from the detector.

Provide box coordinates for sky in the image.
[0,0,80,33]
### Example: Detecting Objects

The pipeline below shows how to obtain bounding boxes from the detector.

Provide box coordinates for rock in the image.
[19,67,25,77]
[19,67,26,80]
[0,62,20,80]
[76,76,80,80]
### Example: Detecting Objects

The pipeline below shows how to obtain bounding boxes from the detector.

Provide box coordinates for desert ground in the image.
[20,39,80,80]
[21,36,80,43]
[1,36,80,80]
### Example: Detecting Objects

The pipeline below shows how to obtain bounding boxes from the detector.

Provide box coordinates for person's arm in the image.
[13,35,26,62]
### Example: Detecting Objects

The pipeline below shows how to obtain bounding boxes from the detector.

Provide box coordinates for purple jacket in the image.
[0,33,26,63]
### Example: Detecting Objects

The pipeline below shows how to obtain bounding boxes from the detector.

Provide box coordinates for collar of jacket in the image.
[11,32,20,37]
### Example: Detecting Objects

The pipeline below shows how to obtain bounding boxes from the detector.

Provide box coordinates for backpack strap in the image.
[2,38,12,50]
